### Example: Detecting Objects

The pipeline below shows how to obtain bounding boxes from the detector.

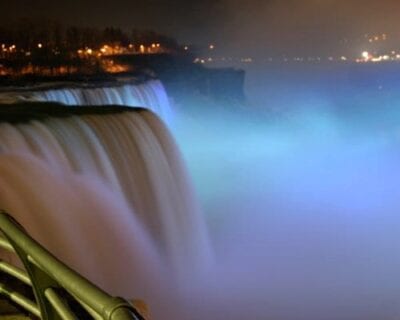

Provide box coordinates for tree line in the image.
[0,19,186,77]
[0,19,181,54]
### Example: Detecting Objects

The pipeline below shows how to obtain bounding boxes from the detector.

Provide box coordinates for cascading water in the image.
[0,105,211,318]
[1,80,172,123]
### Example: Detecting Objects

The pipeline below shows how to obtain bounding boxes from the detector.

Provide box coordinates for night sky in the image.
[2,0,400,56]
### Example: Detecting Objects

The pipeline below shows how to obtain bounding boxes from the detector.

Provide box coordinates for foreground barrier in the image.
[0,211,146,320]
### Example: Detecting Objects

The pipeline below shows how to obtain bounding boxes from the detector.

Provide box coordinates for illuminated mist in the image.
[171,63,400,319]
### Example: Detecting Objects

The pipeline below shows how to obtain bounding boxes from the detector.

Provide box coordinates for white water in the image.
[1,80,172,123]
[0,109,211,318]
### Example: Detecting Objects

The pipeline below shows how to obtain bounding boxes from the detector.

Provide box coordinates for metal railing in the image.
[0,211,146,320]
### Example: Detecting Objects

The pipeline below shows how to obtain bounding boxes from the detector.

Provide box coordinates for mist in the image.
[169,63,400,319]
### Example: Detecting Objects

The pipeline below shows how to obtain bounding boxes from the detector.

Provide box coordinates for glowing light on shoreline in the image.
[362,51,370,61]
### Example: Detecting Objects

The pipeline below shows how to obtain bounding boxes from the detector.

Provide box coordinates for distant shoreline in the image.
[0,53,246,103]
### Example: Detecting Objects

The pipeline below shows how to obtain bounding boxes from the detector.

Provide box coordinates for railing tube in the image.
[0,281,41,317]
[44,288,77,320]
[0,260,32,286]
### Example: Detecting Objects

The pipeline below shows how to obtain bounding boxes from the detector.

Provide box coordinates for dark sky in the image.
[2,0,400,56]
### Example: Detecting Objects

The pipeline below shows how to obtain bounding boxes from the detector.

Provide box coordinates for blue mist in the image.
[172,63,400,320]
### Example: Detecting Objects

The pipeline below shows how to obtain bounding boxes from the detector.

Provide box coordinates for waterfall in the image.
[2,80,172,123]
[0,106,210,306]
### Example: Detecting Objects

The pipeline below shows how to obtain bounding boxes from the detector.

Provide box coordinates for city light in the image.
[3,26,400,78]
[0,26,172,77]
[362,51,369,60]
